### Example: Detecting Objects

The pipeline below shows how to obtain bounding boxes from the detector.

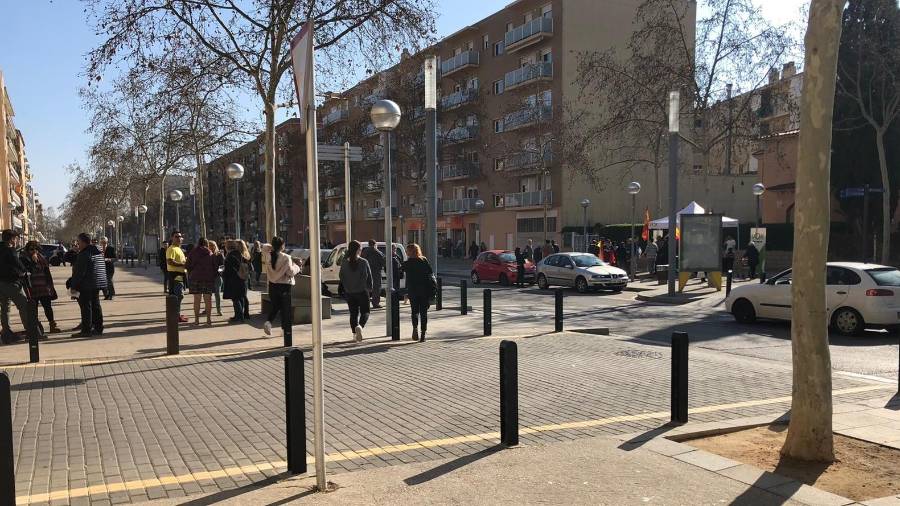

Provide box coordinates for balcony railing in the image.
[410,204,425,217]
[321,108,349,127]
[412,106,425,122]
[321,187,343,198]
[504,17,553,52]
[504,190,552,208]
[441,87,479,110]
[440,160,481,180]
[365,206,397,219]
[362,123,379,137]
[503,104,552,131]
[443,125,479,144]
[323,210,346,221]
[362,179,383,193]
[504,151,552,172]
[441,50,479,76]
[504,62,553,91]
[441,198,483,214]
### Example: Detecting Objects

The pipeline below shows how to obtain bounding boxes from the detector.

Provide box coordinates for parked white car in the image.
[725,262,900,335]
[321,242,408,293]
[536,252,629,293]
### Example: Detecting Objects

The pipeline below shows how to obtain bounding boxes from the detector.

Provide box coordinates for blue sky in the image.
[0,0,805,211]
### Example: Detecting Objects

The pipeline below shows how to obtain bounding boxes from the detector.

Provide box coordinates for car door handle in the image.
[836,291,847,295]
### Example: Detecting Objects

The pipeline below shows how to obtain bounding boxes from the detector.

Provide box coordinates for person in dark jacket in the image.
[743,243,760,279]
[551,240,560,254]
[222,240,251,322]
[402,243,434,342]
[361,240,385,308]
[468,241,479,261]
[21,241,60,334]
[100,236,117,300]
[158,241,169,293]
[70,232,107,337]
[339,240,373,342]
[186,238,217,325]
[0,229,40,344]
[514,247,526,288]
[251,241,263,288]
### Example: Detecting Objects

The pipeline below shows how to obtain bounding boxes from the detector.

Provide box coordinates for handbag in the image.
[238,261,250,281]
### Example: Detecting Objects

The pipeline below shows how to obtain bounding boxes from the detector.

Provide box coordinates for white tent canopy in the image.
[649,201,739,229]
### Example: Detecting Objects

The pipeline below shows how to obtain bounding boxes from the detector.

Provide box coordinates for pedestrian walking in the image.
[339,240,373,342]
[237,240,253,318]
[0,230,40,344]
[208,240,225,316]
[723,235,736,274]
[524,239,534,262]
[743,242,760,279]
[262,236,300,337]
[644,237,659,275]
[158,241,169,293]
[402,243,434,342]
[361,239,384,308]
[166,231,189,323]
[514,247,527,287]
[69,232,106,337]
[588,239,601,257]
[20,241,61,335]
[186,238,216,326]
[100,236,117,300]
[223,240,252,322]
[534,242,543,264]
[468,241,479,260]
[551,240,560,254]
[251,240,263,288]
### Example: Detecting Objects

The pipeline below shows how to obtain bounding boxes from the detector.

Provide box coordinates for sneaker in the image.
[412,328,419,341]
[178,315,189,323]
[70,331,92,338]
[353,326,363,342]
[419,332,426,343]
[263,321,272,336]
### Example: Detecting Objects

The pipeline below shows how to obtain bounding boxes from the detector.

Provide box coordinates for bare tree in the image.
[835,0,900,263]
[84,0,437,240]
[781,0,845,463]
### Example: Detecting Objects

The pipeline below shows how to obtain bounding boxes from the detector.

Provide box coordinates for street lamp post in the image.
[474,199,485,247]
[424,56,439,272]
[227,163,245,240]
[581,199,591,252]
[627,182,641,278]
[541,169,551,244]
[107,220,115,245]
[667,90,680,296]
[138,205,148,264]
[117,215,125,253]
[752,183,765,227]
[169,190,183,233]
[371,99,402,338]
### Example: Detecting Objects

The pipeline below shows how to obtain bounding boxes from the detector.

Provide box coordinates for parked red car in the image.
[471,250,535,286]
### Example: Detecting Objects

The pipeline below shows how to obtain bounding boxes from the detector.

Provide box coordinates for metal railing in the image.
[321,187,343,198]
[410,204,425,217]
[365,206,397,219]
[443,125,480,144]
[323,210,345,221]
[321,108,349,127]
[441,198,483,214]
[362,179,383,192]
[504,190,552,208]
[504,151,552,172]
[503,104,552,131]
[504,62,553,90]
[440,160,481,180]
[441,50,479,75]
[441,87,479,110]
[504,17,553,50]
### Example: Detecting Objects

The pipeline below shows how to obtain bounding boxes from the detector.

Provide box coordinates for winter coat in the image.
[402,257,434,300]
[104,245,117,275]
[222,250,249,300]
[361,246,385,276]
[186,246,217,284]
[20,252,56,299]
[0,241,26,283]
[71,244,107,292]
[339,257,373,295]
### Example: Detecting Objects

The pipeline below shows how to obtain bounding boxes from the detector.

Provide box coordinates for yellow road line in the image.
[14,383,894,504]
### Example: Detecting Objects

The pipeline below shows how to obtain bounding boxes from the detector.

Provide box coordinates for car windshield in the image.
[573,255,605,267]
[498,253,516,263]
[866,267,900,286]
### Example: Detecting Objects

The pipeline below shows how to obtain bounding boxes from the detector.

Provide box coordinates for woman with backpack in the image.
[402,243,434,342]
[262,236,301,337]
[223,240,252,322]
[339,240,373,342]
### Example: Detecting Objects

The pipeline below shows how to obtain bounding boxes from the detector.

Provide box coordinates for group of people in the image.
[339,240,435,343]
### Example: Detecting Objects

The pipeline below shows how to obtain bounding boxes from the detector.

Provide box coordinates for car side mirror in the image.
[566,264,574,269]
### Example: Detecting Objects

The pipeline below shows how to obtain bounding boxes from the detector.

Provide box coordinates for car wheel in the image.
[832,307,864,336]
[537,274,549,290]
[575,276,589,294]
[499,274,510,286]
[471,271,480,285]
[732,298,757,323]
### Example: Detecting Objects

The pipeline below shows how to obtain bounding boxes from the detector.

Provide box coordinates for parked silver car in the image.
[536,253,629,293]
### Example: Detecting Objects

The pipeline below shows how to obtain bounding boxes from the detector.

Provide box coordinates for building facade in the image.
[1,69,31,237]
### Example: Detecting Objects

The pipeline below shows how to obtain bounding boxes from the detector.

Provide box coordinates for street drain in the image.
[615,349,663,359]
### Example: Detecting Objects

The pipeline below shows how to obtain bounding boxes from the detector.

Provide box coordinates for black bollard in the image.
[500,340,519,446]
[671,331,689,425]
[436,276,443,311]
[0,372,14,503]
[725,270,733,297]
[28,305,39,364]
[282,293,293,348]
[554,289,563,332]
[460,279,468,315]
[484,289,492,336]
[284,348,307,474]
[391,289,400,341]
[165,295,180,355]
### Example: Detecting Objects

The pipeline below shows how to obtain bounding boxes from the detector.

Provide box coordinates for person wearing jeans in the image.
[223,240,251,322]
[262,236,300,337]
[70,232,107,337]
[166,231,188,323]
[339,240,373,342]
[401,243,434,342]
[0,230,41,344]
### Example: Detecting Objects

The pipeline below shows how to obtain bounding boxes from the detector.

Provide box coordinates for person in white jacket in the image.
[261,236,301,336]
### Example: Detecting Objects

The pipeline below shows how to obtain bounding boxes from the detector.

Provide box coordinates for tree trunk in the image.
[196,150,208,238]
[159,174,167,241]
[781,0,844,462]
[875,130,891,263]
[264,100,277,241]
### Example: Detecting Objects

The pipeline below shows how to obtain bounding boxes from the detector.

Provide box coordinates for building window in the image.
[494,41,504,56]
[493,194,504,207]
[541,49,552,63]
[494,119,504,133]
[466,187,479,198]
[483,35,490,49]
[494,159,505,171]
[692,165,703,174]
[517,217,557,233]
[493,80,504,95]
[542,4,552,18]
[506,22,514,32]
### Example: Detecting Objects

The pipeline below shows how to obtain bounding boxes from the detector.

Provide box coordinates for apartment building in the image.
[0,69,30,236]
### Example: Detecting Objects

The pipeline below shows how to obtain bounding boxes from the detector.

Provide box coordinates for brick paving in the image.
[5,331,892,505]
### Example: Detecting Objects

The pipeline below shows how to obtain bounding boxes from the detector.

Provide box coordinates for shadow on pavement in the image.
[886,393,900,410]
[617,424,675,450]
[137,336,275,354]
[403,445,504,486]
[11,377,85,391]
[177,474,288,505]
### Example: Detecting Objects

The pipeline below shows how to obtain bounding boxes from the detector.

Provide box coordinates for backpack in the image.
[238,261,250,281]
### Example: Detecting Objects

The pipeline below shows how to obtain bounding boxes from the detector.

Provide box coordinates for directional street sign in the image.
[317,144,362,162]
[839,187,884,199]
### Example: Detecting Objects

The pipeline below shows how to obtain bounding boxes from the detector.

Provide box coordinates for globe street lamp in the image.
[227,163,245,239]
[139,204,148,265]
[371,99,402,338]
[117,215,125,253]
[169,189,184,232]
[581,199,591,252]
[752,183,766,227]
[474,198,485,247]
[667,90,680,296]
[627,182,642,278]
[107,219,115,247]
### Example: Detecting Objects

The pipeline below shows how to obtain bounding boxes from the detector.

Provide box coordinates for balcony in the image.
[440,160,481,181]
[8,166,20,186]
[503,104,552,131]
[441,50,479,77]
[365,206,398,220]
[503,151,552,173]
[504,190,552,209]
[362,123,379,138]
[321,187,343,199]
[504,17,553,53]
[441,198,483,215]
[362,179,383,193]
[504,62,553,91]
[412,106,425,123]
[323,210,346,221]
[413,71,425,88]
[321,108,349,127]
[441,87,479,110]
[362,91,382,107]
[443,125,479,145]
[408,204,425,217]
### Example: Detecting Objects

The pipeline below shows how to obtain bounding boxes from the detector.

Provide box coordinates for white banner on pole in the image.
[290,23,315,134]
